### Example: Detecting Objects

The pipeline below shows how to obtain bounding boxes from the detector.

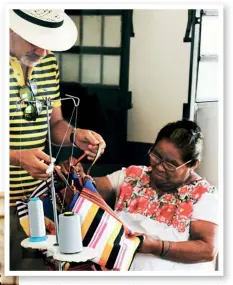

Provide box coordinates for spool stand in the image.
[21,235,96,264]
[19,95,97,270]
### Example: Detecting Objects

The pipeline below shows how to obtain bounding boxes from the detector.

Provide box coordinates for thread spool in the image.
[46,157,56,174]
[58,212,83,254]
[28,197,47,242]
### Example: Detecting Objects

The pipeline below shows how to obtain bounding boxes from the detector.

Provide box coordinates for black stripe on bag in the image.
[16,178,53,217]
[18,210,29,219]
[16,207,28,216]
[105,226,124,269]
[14,178,52,200]
[128,235,144,270]
[17,203,27,210]
[16,201,28,218]
[16,203,27,212]
[82,208,104,246]
[30,179,52,197]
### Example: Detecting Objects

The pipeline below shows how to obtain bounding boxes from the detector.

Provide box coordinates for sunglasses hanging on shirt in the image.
[19,79,43,121]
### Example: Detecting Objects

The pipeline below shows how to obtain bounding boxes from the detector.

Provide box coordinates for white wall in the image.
[195,102,219,188]
[128,9,191,143]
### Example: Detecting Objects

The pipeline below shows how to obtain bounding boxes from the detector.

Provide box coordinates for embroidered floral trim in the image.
[115,165,217,232]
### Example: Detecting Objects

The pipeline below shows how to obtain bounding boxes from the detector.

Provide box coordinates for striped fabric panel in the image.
[114,235,140,270]
[9,52,61,204]
[99,219,122,267]
[14,179,95,271]
[81,189,131,235]
[15,175,143,271]
[71,184,143,271]
[16,177,52,217]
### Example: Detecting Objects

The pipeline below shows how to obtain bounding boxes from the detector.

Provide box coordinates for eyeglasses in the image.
[148,149,192,173]
[19,80,42,121]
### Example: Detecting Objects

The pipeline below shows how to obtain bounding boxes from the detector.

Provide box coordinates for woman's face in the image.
[149,139,192,189]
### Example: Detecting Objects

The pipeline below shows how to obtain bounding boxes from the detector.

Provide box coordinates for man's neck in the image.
[20,64,28,80]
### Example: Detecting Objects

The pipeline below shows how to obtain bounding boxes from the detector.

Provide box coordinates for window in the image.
[183,9,222,188]
[183,9,221,119]
[52,10,134,165]
[196,10,220,102]
[54,10,133,91]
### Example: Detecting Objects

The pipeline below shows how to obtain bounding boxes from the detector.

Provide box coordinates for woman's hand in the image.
[135,233,161,255]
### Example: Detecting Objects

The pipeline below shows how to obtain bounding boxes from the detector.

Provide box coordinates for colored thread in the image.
[28,197,47,242]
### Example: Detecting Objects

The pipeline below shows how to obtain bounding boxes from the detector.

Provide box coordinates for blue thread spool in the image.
[28,197,48,242]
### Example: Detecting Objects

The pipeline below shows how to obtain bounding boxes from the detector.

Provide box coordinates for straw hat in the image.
[10,9,78,51]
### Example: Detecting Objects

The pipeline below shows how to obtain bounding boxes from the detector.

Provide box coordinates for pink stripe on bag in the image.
[73,196,85,213]
[89,213,109,248]
[115,243,128,270]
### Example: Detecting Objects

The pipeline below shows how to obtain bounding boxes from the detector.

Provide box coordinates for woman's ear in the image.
[191,160,200,170]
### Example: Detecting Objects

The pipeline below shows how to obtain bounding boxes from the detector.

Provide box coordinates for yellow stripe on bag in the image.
[125,236,141,270]
[81,203,99,239]
[19,216,30,236]
[99,222,122,267]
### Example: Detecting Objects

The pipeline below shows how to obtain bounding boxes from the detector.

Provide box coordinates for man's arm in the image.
[49,106,73,145]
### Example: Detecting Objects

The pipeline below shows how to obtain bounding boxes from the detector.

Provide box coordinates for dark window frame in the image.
[183,9,219,119]
[56,9,133,91]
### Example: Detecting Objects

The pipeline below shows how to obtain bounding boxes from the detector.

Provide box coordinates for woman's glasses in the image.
[19,80,42,121]
[148,149,192,173]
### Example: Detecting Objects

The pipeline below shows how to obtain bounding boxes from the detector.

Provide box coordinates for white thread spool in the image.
[58,212,83,254]
[28,197,47,242]
[46,157,56,174]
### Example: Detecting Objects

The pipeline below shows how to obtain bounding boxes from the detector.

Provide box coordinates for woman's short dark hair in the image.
[154,119,204,166]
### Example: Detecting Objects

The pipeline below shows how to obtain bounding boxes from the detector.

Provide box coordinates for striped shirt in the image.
[10,52,61,206]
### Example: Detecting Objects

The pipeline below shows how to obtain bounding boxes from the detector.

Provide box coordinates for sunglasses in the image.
[148,149,192,173]
[19,80,42,121]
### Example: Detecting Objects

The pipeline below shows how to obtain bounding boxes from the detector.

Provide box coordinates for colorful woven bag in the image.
[16,165,143,271]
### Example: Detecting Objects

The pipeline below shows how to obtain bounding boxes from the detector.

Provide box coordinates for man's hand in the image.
[19,149,52,180]
[74,129,106,160]
[49,108,106,160]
